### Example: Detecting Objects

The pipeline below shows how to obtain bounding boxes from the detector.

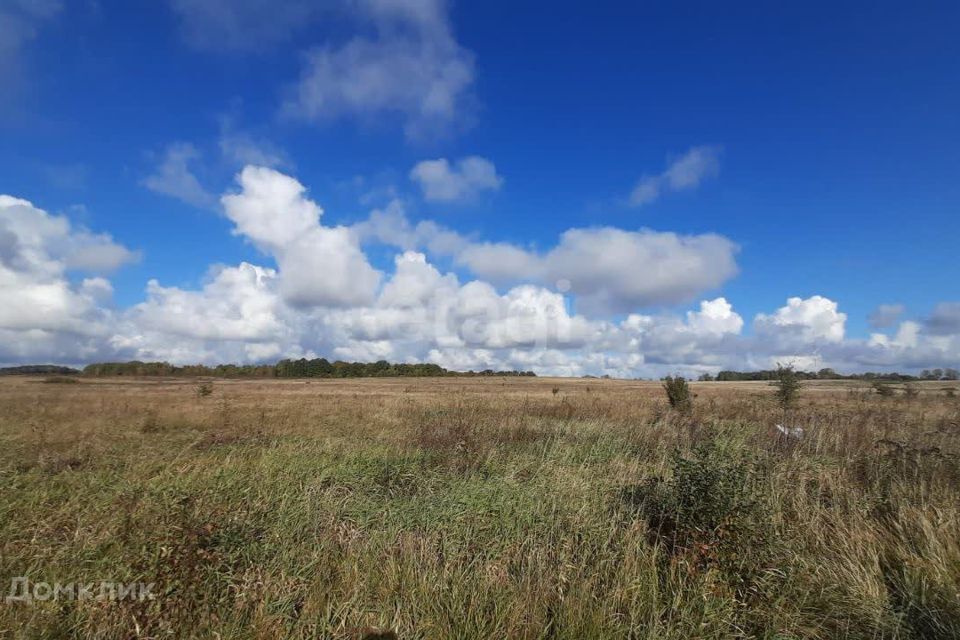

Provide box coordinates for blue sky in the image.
[1,0,958,374]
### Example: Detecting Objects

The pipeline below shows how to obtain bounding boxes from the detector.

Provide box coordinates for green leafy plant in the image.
[773,363,801,410]
[662,375,692,413]
[622,438,775,600]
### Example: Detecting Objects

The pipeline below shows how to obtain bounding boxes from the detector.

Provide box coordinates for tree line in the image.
[0,365,81,376]
[80,359,537,379]
[696,367,959,382]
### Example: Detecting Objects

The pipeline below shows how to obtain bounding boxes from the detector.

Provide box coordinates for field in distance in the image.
[2,376,959,638]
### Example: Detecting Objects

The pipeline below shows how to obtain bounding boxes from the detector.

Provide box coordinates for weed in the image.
[873,381,896,398]
[622,438,775,597]
[662,376,692,413]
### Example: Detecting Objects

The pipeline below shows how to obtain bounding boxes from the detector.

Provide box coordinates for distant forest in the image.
[698,367,959,382]
[2,361,957,381]
[78,359,537,379]
[0,365,81,376]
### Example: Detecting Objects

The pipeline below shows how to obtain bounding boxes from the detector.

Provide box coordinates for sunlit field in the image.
[2,376,959,639]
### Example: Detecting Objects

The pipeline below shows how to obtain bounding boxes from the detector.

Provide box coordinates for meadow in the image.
[1,375,958,639]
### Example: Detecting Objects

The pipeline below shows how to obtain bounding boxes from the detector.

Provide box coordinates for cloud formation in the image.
[4,169,959,376]
[869,303,905,329]
[169,0,317,52]
[142,143,217,210]
[457,227,740,314]
[218,122,289,169]
[410,156,502,203]
[221,166,381,308]
[283,0,475,139]
[630,146,721,207]
[169,0,477,139]
[754,295,846,345]
[0,195,136,362]
[926,302,960,337]
[0,0,62,111]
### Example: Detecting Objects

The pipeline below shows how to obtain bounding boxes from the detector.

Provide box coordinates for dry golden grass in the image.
[1,375,958,638]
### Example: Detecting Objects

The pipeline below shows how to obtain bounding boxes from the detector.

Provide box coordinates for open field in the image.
[1,376,959,639]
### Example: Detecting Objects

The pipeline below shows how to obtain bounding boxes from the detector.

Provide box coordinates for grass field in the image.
[1,376,959,639]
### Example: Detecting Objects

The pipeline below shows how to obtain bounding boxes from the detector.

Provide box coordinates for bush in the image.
[195,382,214,398]
[622,438,776,601]
[662,376,692,413]
[873,381,896,398]
[773,363,800,410]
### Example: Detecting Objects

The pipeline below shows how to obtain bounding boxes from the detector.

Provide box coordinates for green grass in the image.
[0,377,958,638]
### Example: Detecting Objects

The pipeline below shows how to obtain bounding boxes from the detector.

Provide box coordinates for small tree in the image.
[872,380,895,398]
[774,363,800,410]
[663,376,692,413]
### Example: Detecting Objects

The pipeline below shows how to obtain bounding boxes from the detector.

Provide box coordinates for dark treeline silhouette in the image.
[0,365,81,376]
[696,367,959,382]
[81,359,536,379]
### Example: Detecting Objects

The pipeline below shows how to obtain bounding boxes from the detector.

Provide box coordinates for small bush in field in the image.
[773,364,800,410]
[873,381,896,398]
[195,382,214,398]
[662,376,692,413]
[903,382,920,399]
[43,376,79,384]
[622,438,774,599]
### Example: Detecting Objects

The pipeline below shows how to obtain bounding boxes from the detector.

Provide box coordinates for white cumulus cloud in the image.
[5,174,960,377]
[754,295,847,345]
[458,227,739,314]
[0,194,134,362]
[221,166,381,308]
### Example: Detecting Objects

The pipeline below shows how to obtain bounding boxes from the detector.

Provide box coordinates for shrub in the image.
[773,363,800,410]
[42,376,79,384]
[873,381,896,398]
[622,438,775,600]
[662,375,692,413]
[903,382,920,399]
[195,382,214,398]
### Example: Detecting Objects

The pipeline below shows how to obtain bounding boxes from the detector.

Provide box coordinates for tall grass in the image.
[0,376,958,638]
